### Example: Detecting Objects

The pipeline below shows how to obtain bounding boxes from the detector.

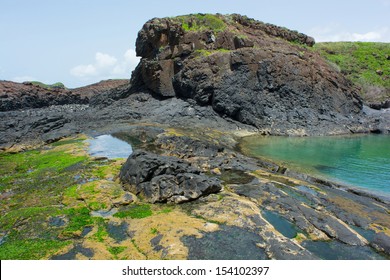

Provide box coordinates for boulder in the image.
[119,150,222,203]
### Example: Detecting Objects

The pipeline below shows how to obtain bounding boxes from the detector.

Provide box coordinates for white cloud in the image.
[112,49,139,75]
[95,52,117,68]
[70,64,98,78]
[309,24,390,42]
[11,76,37,83]
[70,49,139,82]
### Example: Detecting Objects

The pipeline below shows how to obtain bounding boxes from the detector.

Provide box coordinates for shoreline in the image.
[1,125,390,259]
[237,133,390,205]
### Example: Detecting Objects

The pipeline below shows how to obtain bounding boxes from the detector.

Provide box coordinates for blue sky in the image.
[1,0,389,88]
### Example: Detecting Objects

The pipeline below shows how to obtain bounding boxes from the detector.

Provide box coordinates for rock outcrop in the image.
[0,81,86,111]
[119,150,222,203]
[0,79,129,111]
[131,14,364,135]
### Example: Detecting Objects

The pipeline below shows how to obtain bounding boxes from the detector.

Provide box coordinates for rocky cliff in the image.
[131,14,364,135]
[0,79,129,111]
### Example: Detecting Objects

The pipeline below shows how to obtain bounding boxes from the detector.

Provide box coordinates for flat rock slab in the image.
[181,225,267,260]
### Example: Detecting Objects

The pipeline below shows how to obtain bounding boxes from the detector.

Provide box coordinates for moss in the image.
[0,239,71,259]
[113,204,153,219]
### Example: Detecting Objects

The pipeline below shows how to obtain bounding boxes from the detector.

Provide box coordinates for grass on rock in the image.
[314,42,390,102]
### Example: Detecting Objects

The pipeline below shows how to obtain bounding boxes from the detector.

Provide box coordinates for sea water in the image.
[240,134,390,196]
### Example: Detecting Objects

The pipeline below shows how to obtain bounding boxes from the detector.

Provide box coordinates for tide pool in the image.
[87,135,133,159]
[240,134,390,196]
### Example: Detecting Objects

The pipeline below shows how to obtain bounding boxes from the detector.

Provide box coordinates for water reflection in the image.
[87,135,133,159]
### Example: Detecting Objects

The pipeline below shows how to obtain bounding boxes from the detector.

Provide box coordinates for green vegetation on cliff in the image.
[314,42,390,102]
[174,14,226,32]
[30,81,66,89]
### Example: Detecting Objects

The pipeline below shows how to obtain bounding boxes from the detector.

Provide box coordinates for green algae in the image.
[65,207,92,229]
[0,239,71,260]
[88,202,107,211]
[0,206,61,232]
[92,217,109,242]
[0,137,131,259]
[157,205,174,215]
[108,245,126,256]
[113,204,152,219]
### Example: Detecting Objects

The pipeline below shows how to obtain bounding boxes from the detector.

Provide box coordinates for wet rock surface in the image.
[51,243,94,260]
[182,225,267,260]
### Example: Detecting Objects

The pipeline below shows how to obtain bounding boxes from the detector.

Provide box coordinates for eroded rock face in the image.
[119,150,222,203]
[131,14,364,135]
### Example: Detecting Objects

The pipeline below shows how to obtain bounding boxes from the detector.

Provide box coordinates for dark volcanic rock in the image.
[156,135,223,158]
[0,79,129,111]
[182,225,268,260]
[119,150,222,203]
[72,79,129,99]
[0,81,88,111]
[130,13,364,135]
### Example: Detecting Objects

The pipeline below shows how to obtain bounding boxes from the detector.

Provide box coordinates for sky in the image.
[1,0,389,88]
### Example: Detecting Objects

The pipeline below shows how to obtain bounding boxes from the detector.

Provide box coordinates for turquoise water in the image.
[240,134,390,196]
[261,209,299,238]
